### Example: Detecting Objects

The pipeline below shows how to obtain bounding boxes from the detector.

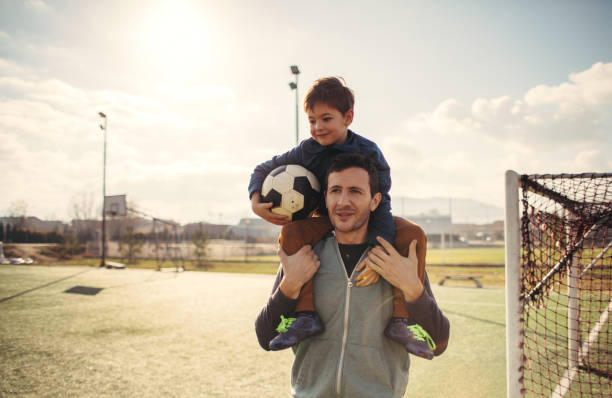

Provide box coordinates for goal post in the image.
[505,170,523,398]
[505,171,612,397]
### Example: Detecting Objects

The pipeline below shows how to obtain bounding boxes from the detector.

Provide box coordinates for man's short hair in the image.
[326,152,379,196]
[303,77,354,115]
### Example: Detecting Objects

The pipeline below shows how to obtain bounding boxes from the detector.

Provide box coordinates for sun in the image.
[146,2,209,80]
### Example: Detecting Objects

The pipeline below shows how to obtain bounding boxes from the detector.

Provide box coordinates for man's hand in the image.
[278,245,320,299]
[251,191,290,226]
[362,237,424,302]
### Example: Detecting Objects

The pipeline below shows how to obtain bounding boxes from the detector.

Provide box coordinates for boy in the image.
[249,77,433,359]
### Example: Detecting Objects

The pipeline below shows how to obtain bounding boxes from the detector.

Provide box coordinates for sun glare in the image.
[147,3,209,81]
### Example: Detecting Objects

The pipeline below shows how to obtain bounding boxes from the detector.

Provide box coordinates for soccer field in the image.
[0,265,506,397]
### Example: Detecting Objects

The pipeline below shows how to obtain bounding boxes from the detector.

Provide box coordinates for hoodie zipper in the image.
[334,238,369,398]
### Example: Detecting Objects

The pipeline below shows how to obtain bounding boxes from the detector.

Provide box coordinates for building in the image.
[0,216,67,233]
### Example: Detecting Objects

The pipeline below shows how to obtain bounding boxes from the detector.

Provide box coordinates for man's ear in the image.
[343,109,354,126]
[370,192,382,212]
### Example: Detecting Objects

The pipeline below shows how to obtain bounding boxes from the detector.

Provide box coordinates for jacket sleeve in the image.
[254,265,299,350]
[367,196,395,245]
[248,144,305,199]
[366,146,395,245]
[404,273,450,356]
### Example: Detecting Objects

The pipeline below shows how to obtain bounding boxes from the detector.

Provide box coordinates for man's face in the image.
[325,167,381,239]
[307,102,353,147]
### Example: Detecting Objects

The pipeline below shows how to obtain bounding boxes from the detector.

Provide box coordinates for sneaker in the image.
[384,318,435,360]
[269,311,324,351]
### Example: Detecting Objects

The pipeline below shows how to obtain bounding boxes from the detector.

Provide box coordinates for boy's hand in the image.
[251,191,290,225]
[355,263,380,287]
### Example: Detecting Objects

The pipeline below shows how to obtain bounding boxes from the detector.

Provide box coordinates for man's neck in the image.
[334,228,368,245]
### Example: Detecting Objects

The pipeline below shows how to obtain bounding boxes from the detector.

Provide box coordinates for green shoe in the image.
[385,318,435,359]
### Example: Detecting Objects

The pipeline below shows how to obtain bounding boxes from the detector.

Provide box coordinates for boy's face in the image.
[307,102,353,147]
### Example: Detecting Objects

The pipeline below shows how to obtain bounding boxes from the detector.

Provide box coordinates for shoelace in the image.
[407,324,436,351]
[276,315,297,333]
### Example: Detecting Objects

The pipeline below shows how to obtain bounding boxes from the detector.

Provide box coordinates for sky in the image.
[1,0,611,225]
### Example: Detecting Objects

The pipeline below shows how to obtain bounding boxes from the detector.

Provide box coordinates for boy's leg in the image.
[269,216,332,351]
[279,216,332,312]
[392,216,427,317]
[385,217,434,359]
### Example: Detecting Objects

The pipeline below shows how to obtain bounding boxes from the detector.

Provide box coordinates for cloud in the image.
[417,62,612,146]
[526,62,612,106]
[24,0,53,12]
[2,55,610,223]
[0,57,270,222]
[386,61,612,207]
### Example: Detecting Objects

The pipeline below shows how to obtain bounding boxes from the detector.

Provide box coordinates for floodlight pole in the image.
[98,112,107,268]
[290,65,300,146]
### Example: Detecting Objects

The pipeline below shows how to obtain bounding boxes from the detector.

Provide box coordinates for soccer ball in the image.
[261,165,321,221]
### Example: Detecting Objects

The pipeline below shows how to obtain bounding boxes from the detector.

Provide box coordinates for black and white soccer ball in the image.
[261,165,321,221]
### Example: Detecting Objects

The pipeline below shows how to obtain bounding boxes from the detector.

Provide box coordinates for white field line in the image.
[551,298,612,398]
[580,240,612,278]
[438,300,504,307]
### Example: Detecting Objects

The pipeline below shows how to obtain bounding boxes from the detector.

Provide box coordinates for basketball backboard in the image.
[104,194,127,216]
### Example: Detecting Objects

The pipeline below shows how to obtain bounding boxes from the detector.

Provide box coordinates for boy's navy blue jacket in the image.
[248,129,395,245]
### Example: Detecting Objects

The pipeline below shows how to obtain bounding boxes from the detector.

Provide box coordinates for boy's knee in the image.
[393,216,426,248]
[279,217,333,255]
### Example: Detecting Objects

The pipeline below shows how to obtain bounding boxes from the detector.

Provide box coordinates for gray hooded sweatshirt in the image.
[290,235,411,397]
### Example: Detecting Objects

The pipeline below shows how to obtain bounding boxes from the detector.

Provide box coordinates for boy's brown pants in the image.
[278,216,427,318]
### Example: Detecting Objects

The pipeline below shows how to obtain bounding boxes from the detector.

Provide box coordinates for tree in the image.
[118,227,144,264]
[70,191,96,220]
[191,223,209,270]
[8,200,29,229]
[70,191,98,243]
[61,232,83,258]
[5,224,12,243]
[0,222,4,242]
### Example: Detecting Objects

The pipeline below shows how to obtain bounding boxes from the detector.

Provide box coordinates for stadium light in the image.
[289,65,300,145]
[98,112,108,268]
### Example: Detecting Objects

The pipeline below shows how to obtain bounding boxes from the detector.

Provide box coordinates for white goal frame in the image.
[505,170,612,398]
[505,170,522,398]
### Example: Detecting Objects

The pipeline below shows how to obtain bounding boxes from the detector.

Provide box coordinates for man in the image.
[255,153,450,397]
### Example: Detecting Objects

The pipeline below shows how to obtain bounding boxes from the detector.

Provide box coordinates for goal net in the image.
[505,171,611,397]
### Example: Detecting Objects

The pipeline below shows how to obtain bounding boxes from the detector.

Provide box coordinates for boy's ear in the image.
[343,109,354,126]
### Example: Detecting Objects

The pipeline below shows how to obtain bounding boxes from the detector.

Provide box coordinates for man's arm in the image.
[254,266,298,350]
[254,245,321,350]
[404,273,450,356]
[363,238,450,356]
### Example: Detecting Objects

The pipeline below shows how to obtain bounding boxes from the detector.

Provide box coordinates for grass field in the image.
[520,290,612,397]
[206,246,506,266]
[0,265,507,397]
[53,245,507,288]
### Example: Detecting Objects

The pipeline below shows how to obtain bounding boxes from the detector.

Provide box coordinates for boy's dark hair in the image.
[303,77,354,115]
[325,152,379,196]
